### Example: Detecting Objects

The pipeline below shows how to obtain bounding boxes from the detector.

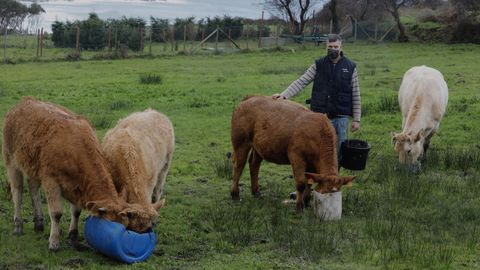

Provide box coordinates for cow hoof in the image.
[231,191,240,200]
[34,223,44,233]
[13,218,23,235]
[49,242,60,251]
[34,217,44,232]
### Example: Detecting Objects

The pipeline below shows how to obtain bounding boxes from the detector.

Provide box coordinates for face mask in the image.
[327,48,340,60]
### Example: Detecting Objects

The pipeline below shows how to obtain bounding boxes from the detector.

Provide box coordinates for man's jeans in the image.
[330,116,349,163]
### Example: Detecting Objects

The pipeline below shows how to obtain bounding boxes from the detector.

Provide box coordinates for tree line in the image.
[264,0,480,42]
[50,14,267,51]
[1,0,479,44]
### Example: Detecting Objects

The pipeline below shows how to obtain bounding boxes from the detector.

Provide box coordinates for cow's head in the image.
[305,172,355,193]
[391,130,425,165]
[86,199,165,232]
[86,199,130,227]
[121,199,165,233]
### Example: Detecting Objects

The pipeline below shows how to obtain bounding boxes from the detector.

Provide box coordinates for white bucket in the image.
[312,191,342,221]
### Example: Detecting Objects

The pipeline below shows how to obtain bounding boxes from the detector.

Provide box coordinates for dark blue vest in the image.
[310,55,356,117]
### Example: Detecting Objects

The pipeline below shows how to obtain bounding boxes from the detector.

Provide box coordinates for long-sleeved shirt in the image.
[280,63,361,122]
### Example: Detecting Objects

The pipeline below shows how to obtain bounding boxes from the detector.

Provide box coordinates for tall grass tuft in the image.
[139,73,162,84]
[212,154,232,179]
[427,146,480,171]
[91,116,111,129]
[108,100,132,111]
[375,94,398,113]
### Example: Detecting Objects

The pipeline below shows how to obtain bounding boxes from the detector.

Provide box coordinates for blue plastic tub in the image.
[84,216,156,264]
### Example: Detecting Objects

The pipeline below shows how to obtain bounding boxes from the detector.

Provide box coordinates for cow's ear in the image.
[152,198,165,211]
[391,132,399,145]
[305,172,327,184]
[414,129,424,142]
[341,176,356,187]
[86,201,107,215]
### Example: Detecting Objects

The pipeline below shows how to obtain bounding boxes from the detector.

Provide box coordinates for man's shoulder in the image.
[341,56,357,68]
[314,56,328,65]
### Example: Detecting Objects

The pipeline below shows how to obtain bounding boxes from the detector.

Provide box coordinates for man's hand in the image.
[272,93,286,100]
[351,121,360,132]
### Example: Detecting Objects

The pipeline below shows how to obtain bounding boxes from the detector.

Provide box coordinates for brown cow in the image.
[2,97,156,250]
[103,109,174,232]
[230,96,355,211]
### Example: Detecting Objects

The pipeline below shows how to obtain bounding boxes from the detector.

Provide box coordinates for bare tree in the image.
[263,0,323,34]
[381,0,418,42]
[327,0,340,33]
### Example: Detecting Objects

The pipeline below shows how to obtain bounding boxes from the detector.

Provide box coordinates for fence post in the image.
[374,20,378,41]
[36,29,40,57]
[149,28,152,55]
[3,27,7,63]
[140,28,144,53]
[201,29,205,49]
[258,11,264,48]
[108,27,112,52]
[162,29,167,51]
[246,26,249,49]
[76,27,80,53]
[114,27,118,52]
[329,19,333,34]
[171,26,175,51]
[40,28,44,57]
[275,24,279,47]
[183,24,187,52]
[228,29,232,48]
[215,27,219,51]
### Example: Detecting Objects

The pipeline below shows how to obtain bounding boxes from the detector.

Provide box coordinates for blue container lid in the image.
[84,216,156,264]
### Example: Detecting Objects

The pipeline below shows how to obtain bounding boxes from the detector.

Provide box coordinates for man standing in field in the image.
[273,34,361,179]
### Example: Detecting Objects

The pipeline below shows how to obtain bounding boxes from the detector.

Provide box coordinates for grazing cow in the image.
[392,66,449,166]
[230,96,355,211]
[2,97,156,250]
[103,109,174,231]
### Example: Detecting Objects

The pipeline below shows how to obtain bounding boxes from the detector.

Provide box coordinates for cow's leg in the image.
[152,156,171,203]
[43,178,64,251]
[6,164,24,235]
[28,178,44,232]
[249,150,263,198]
[68,204,87,251]
[230,143,251,200]
[290,157,308,212]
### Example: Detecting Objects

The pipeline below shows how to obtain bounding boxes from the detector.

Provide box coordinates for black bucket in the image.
[340,139,371,170]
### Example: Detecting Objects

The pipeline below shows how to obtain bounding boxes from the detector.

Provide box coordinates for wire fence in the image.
[1,21,397,64]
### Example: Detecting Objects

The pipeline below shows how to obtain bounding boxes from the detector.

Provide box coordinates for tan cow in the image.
[392,66,449,166]
[2,97,157,250]
[102,109,174,230]
[230,96,355,211]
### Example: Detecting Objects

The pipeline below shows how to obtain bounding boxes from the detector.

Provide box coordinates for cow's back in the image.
[3,97,97,179]
[399,66,448,119]
[232,96,308,139]
[231,96,334,164]
[103,109,174,197]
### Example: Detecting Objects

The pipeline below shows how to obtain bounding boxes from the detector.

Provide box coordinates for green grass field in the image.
[0,42,479,269]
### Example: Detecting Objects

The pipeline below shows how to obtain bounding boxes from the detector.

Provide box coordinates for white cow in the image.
[392,65,448,165]
[102,109,174,231]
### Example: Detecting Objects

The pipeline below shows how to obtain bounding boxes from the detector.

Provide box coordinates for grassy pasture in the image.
[0,42,479,269]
